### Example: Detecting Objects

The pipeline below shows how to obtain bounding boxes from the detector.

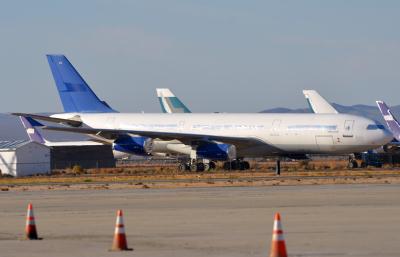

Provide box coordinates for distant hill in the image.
[1,104,399,141]
[261,103,400,126]
[261,107,311,113]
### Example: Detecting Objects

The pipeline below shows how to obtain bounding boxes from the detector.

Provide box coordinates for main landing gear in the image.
[177,159,250,172]
[222,159,250,170]
[178,159,217,172]
[177,147,251,172]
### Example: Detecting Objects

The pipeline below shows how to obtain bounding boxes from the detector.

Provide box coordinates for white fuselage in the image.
[52,113,393,157]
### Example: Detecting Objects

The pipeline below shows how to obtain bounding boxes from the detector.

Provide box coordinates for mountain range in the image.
[0,103,399,141]
[261,103,400,126]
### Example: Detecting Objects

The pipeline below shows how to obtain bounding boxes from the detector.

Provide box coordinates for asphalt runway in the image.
[1,184,400,257]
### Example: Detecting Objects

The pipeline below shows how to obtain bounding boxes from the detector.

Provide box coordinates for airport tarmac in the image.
[1,184,400,257]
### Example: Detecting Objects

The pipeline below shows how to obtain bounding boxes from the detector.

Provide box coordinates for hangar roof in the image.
[0,140,33,150]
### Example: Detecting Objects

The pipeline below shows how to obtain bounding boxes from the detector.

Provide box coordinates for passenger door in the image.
[343,120,354,138]
[270,119,281,136]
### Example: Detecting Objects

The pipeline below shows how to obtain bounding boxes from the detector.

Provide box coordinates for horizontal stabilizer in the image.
[22,116,44,127]
[12,113,82,127]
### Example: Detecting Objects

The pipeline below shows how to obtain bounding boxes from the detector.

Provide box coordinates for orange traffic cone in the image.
[110,210,133,251]
[269,213,287,257]
[25,203,41,240]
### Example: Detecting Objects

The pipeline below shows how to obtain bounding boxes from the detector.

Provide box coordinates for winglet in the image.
[156,88,191,113]
[376,101,400,140]
[303,90,338,114]
[19,117,46,144]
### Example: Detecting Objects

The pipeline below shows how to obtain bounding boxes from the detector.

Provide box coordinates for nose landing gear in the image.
[347,154,358,169]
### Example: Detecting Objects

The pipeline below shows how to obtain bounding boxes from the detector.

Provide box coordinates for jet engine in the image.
[196,143,236,161]
[112,135,153,156]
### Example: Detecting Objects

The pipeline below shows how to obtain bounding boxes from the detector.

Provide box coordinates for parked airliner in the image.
[14,55,392,172]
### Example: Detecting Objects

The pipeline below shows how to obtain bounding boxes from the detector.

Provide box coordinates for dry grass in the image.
[1,159,399,186]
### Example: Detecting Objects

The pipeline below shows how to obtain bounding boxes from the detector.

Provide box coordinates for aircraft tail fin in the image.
[376,101,400,140]
[46,55,117,113]
[303,90,338,114]
[156,88,191,113]
[19,117,47,144]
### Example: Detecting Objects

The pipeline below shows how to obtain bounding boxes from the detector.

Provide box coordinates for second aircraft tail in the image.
[376,101,400,140]
[156,88,191,113]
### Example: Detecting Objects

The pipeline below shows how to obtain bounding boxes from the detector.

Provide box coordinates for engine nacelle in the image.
[382,144,400,154]
[196,143,236,161]
[112,136,153,156]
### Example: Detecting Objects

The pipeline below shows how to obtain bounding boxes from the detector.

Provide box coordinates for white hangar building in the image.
[0,140,50,177]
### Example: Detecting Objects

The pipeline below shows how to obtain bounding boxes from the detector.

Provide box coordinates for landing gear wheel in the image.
[190,164,198,172]
[196,163,205,172]
[209,161,216,170]
[348,160,358,169]
[243,161,250,170]
[231,161,238,170]
[223,162,231,170]
[203,163,210,171]
[178,163,186,171]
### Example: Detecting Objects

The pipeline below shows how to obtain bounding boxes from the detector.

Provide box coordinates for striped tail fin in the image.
[376,101,400,140]
[156,88,191,113]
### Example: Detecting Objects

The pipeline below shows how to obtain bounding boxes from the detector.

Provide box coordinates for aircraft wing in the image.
[43,126,267,149]
[12,113,83,127]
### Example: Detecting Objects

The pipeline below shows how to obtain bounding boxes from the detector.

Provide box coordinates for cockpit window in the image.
[367,124,385,130]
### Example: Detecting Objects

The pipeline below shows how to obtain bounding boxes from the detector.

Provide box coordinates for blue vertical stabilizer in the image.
[46,54,117,113]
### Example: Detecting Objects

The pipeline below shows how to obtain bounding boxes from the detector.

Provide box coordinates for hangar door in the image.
[315,135,335,152]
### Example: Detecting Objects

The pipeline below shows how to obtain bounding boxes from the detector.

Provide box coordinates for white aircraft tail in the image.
[303,90,338,114]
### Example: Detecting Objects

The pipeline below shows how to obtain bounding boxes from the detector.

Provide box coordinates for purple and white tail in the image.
[19,117,46,144]
[376,101,400,141]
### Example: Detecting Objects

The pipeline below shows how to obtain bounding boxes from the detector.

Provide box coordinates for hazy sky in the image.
[1,1,400,113]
